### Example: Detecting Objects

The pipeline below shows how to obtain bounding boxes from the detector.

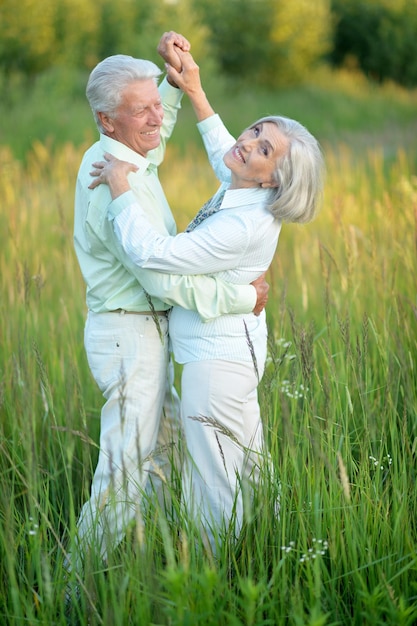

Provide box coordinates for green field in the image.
[0,70,416,624]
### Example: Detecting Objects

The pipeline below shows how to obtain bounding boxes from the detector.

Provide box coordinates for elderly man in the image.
[70,32,267,572]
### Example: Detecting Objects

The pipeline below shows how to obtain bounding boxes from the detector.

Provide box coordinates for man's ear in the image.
[98,111,114,133]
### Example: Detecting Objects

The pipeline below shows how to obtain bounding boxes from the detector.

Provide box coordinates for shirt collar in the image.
[221,185,271,209]
[99,134,153,175]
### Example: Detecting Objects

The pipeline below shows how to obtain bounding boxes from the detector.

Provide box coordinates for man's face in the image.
[99,79,164,157]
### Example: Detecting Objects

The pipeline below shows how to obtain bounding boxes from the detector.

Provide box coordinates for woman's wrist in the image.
[108,176,131,200]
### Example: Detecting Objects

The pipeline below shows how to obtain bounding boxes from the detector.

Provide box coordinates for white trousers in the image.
[73,310,180,568]
[180,358,266,551]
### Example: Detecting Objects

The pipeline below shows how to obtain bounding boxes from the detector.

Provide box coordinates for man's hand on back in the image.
[251,272,270,316]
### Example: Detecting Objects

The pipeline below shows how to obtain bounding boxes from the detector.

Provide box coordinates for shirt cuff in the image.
[108,190,137,220]
[229,285,257,314]
[159,76,184,107]
[197,113,222,137]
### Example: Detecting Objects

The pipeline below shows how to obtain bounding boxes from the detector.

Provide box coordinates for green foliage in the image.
[197,0,332,87]
[2,0,417,91]
[0,0,332,88]
[0,0,159,76]
[331,0,417,87]
[197,0,275,83]
[0,0,56,75]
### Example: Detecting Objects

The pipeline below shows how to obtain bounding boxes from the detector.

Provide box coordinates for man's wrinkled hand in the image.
[163,49,201,95]
[157,31,190,72]
[251,272,269,316]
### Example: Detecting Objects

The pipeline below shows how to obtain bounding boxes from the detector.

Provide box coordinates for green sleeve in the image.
[129,263,256,322]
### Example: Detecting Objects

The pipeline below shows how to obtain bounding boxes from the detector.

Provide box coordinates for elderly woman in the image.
[89,50,324,552]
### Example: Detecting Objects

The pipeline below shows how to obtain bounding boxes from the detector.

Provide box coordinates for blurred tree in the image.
[0,0,158,78]
[54,0,154,70]
[53,0,214,74]
[53,0,100,70]
[138,0,216,74]
[196,0,332,87]
[330,0,417,87]
[0,0,56,76]
[196,0,273,83]
[378,1,417,87]
[3,0,417,89]
[269,0,331,85]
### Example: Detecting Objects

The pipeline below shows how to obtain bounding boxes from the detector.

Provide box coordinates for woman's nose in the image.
[241,139,254,152]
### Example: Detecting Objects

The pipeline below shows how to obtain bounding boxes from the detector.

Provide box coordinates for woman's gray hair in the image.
[254,116,325,224]
[86,55,162,133]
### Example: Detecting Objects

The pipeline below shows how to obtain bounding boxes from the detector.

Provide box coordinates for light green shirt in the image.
[73,78,256,321]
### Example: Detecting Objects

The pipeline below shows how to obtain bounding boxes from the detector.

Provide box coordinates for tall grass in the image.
[0,133,416,625]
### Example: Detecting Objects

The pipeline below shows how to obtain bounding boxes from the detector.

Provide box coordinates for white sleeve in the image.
[111,202,250,275]
[197,114,235,183]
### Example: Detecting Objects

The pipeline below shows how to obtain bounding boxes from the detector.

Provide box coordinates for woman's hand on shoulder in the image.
[89,152,138,199]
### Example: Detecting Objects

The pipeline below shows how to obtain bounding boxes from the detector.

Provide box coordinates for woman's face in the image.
[223,121,288,189]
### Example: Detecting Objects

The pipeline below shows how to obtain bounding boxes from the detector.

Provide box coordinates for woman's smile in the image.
[224,122,288,189]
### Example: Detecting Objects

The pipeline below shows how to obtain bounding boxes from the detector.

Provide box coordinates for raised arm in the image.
[148,32,191,165]
[157,31,188,84]
[164,48,215,123]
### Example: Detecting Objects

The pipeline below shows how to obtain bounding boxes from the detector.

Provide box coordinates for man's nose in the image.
[148,105,163,123]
